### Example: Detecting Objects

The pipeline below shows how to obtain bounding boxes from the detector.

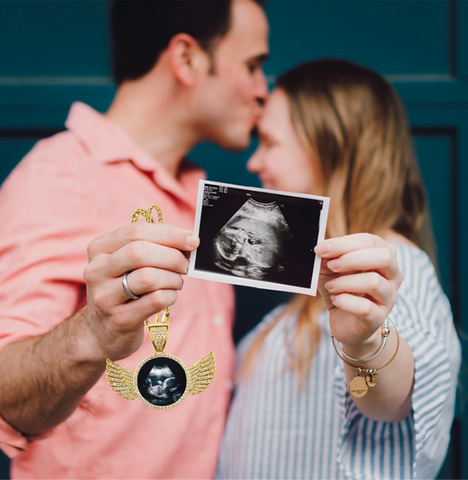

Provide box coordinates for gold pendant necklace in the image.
[106,204,215,409]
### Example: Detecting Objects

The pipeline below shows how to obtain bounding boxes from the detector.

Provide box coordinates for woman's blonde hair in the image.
[241,58,435,384]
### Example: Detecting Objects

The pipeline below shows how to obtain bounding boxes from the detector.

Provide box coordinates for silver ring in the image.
[122,272,139,300]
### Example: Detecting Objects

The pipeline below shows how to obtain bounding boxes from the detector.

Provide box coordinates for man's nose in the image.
[255,70,269,105]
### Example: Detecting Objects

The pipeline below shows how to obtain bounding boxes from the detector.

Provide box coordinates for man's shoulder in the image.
[0,128,98,208]
[25,128,89,165]
[6,127,96,187]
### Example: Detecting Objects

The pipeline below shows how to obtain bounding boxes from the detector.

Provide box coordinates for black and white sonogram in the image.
[212,198,292,280]
[188,181,329,296]
[137,357,187,407]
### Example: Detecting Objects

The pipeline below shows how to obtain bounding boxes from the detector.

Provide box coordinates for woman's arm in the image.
[316,233,413,422]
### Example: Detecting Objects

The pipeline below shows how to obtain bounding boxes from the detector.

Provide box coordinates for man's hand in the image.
[0,222,200,435]
[315,233,402,354]
[83,222,200,362]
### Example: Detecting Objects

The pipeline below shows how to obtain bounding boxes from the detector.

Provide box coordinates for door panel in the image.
[0,1,466,478]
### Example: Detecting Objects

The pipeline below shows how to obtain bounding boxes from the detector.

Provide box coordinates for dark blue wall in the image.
[0,1,466,478]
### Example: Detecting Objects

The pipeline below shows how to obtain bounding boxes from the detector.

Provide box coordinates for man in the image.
[0,1,269,477]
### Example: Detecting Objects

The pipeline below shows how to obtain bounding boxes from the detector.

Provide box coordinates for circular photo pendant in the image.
[135,355,188,409]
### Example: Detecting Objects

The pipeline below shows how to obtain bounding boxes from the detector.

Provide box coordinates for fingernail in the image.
[325,280,335,291]
[315,241,331,255]
[186,234,199,248]
[328,259,340,271]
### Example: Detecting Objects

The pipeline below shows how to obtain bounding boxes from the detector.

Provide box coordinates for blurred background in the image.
[0,0,466,478]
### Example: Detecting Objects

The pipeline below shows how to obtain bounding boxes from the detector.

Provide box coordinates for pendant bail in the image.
[145,308,170,353]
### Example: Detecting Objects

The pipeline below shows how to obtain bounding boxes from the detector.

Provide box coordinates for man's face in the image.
[195,0,269,151]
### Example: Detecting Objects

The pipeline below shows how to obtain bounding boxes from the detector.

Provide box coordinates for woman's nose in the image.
[247,149,262,173]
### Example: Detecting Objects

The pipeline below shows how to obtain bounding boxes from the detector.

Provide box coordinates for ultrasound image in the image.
[193,182,326,290]
[138,358,187,406]
[212,198,292,280]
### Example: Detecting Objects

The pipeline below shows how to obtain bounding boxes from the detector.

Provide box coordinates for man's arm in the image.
[0,222,199,435]
[0,307,106,435]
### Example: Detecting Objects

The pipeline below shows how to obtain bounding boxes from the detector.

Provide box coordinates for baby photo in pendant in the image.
[137,357,187,407]
[188,180,329,296]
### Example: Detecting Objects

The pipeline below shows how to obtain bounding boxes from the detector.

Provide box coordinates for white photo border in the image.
[188,180,330,296]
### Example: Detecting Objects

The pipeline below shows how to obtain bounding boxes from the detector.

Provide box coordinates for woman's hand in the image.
[315,233,403,353]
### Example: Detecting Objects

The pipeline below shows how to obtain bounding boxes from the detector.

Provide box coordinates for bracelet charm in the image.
[331,316,399,398]
[349,367,368,398]
[365,368,378,387]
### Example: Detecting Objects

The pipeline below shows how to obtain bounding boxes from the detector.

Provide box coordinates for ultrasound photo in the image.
[137,357,187,407]
[212,198,292,280]
[189,181,329,296]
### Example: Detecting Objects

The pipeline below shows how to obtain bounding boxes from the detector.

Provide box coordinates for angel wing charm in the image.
[106,360,138,400]
[188,352,216,395]
[106,351,216,410]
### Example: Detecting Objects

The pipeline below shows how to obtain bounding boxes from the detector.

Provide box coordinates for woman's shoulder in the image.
[382,232,437,279]
[391,241,437,282]
[388,239,452,329]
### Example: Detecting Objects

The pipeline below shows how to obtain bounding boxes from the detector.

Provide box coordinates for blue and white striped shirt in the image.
[216,243,461,479]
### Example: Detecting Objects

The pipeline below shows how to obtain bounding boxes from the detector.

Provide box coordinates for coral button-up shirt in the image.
[0,102,235,479]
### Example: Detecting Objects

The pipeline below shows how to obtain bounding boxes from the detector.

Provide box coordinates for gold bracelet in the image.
[330,315,399,398]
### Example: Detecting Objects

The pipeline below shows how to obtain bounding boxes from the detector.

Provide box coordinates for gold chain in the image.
[131,204,170,329]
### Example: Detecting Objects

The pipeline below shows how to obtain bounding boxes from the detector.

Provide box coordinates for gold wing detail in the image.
[188,351,216,395]
[106,359,138,400]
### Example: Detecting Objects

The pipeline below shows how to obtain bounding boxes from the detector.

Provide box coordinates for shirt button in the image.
[225,379,234,391]
[213,314,223,326]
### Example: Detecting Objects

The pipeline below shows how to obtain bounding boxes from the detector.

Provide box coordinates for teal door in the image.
[0,1,466,478]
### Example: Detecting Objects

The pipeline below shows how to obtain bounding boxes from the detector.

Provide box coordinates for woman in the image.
[216,59,461,479]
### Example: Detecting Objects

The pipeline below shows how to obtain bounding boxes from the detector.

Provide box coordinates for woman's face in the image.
[247,88,323,194]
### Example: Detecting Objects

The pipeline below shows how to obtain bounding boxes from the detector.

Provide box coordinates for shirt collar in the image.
[65,102,205,208]
[65,102,157,171]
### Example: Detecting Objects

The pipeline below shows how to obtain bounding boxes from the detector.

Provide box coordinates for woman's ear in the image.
[168,33,209,86]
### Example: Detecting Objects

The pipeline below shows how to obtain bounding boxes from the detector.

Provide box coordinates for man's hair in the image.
[110,0,264,86]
